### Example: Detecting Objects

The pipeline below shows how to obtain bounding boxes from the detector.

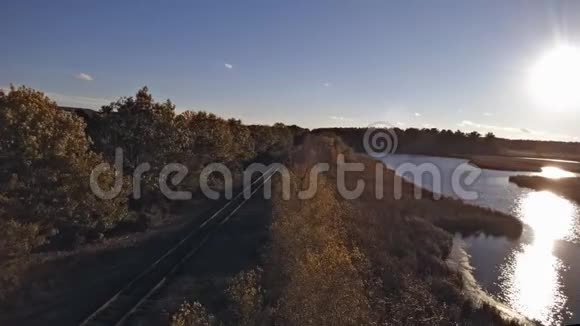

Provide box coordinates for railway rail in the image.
[78,167,277,326]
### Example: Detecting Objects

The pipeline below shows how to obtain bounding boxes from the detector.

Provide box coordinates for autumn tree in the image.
[0,86,129,253]
[177,111,255,166]
[95,87,183,193]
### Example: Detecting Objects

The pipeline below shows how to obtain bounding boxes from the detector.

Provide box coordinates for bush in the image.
[0,219,45,258]
[268,173,372,325]
[170,301,215,326]
[227,268,264,326]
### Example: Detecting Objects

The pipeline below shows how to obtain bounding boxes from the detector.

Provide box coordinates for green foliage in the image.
[170,301,215,326]
[0,86,129,252]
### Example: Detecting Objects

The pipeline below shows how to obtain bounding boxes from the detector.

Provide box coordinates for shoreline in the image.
[447,237,536,326]
[466,155,580,173]
[509,175,580,203]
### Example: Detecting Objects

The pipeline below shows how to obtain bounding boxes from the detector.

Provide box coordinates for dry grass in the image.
[262,134,526,325]
[0,198,215,325]
[468,155,580,173]
[334,151,524,239]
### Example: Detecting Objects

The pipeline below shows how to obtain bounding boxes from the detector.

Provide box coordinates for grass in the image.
[264,135,527,325]
[142,134,528,326]
[509,175,580,203]
[0,197,216,325]
[468,155,580,173]
[337,152,524,239]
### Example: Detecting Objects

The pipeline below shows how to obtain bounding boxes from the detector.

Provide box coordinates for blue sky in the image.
[2,0,580,140]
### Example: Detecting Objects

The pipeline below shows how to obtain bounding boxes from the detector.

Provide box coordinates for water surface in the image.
[381,154,580,325]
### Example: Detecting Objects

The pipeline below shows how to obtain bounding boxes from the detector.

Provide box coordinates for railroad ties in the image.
[79,167,277,326]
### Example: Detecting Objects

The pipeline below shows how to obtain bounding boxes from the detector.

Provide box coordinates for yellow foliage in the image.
[170,301,215,326]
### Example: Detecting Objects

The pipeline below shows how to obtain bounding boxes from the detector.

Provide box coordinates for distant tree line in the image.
[314,127,580,158]
[0,86,306,257]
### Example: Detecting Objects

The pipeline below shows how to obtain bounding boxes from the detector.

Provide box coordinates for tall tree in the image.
[97,87,182,192]
[0,86,129,253]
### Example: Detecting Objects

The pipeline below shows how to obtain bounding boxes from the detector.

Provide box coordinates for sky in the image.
[1,0,580,141]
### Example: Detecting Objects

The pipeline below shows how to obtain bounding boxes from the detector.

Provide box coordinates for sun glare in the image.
[499,191,575,325]
[536,166,577,179]
[528,44,580,111]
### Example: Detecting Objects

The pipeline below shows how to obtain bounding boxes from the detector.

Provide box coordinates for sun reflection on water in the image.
[498,191,574,325]
[536,166,576,179]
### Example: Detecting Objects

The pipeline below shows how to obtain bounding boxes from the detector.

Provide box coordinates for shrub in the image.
[227,268,264,326]
[0,219,45,257]
[170,301,215,326]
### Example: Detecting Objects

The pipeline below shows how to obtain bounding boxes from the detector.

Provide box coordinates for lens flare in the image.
[528,44,580,111]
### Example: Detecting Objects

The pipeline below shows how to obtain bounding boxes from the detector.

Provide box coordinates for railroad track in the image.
[78,167,277,326]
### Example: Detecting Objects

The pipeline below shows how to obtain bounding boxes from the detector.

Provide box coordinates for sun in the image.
[528,43,580,111]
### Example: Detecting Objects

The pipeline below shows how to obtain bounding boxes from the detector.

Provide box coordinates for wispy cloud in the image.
[323,82,331,87]
[224,63,233,69]
[458,120,576,141]
[330,116,354,122]
[483,112,492,116]
[75,72,94,81]
[414,112,421,117]
[46,91,111,109]
[0,85,109,109]
[459,120,521,133]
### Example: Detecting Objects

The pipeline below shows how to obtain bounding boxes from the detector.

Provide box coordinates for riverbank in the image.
[466,155,580,173]
[509,175,580,203]
[447,239,538,326]
[158,135,527,326]
[345,153,524,239]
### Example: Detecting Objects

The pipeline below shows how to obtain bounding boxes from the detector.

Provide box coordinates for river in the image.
[380,154,580,326]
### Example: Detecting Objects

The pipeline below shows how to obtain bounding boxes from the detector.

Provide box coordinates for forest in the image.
[1,86,532,325]
[0,86,302,280]
[314,127,580,160]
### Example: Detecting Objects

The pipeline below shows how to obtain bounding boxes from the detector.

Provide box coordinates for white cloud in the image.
[330,116,354,122]
[458,120,520,133]
[224,63,233,69]
[75,73,94,81]
[396,121,406,127]
[483,112,492,116]
[457,120,577,141]
[414,112,421,117]
[323,82,331,87]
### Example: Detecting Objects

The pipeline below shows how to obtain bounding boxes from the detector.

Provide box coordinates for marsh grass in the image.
[257,135,526,326]
[469,155,580,173]
[510,175,580,203]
